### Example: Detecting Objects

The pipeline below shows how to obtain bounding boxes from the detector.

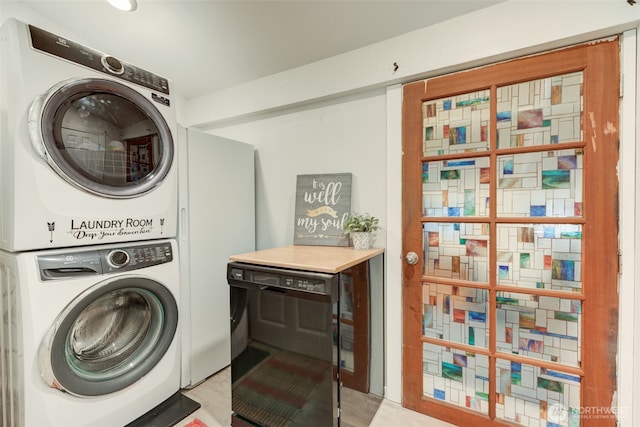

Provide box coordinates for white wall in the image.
[205,91,387,250]
[186,1,640,424]
[0,2,94,51]
[185,0,639,128]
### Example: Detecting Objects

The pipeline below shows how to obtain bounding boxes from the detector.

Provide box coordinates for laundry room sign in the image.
[293,173,352,246]
[49,216,166,244]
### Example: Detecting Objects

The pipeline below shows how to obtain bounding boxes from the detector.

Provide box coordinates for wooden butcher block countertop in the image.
[229,245,384,274]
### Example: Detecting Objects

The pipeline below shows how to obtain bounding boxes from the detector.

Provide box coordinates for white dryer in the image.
[0,19,178,252]
[0,239,180,426]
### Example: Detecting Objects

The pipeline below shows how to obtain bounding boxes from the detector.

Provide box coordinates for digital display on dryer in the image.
[29,24,170,94]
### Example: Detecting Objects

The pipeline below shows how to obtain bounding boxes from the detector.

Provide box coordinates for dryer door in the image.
[28,77,174,198]
[39,276,178,397]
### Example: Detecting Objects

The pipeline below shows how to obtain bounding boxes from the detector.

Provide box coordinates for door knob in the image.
[405,251,419,265]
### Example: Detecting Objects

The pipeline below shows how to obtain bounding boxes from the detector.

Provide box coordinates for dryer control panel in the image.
[37,241,174,281]
[28,24,170,95]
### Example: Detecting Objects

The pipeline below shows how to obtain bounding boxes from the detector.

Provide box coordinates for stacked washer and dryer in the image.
[0,19,181,426]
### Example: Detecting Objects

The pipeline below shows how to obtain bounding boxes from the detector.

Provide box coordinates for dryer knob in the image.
[102,55,125,75]
[108,249,130,268]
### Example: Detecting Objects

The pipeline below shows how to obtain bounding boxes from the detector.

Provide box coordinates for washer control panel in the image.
[37,241,173,281]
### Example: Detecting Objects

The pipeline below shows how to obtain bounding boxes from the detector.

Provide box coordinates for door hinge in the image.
[618,250,622,275]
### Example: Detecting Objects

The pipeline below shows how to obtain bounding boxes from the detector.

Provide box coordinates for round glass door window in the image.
[39,277,178,396]
[29,77,174,198]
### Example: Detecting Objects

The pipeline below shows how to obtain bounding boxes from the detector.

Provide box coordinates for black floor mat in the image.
[125,392,201,427]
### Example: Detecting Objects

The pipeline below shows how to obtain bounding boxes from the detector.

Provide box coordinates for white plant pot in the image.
[350,232,372,250]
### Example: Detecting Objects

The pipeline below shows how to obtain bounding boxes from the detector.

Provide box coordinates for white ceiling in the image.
[19,0,503,100]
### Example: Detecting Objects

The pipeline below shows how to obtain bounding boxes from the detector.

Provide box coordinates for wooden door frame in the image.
[402,39,620,426]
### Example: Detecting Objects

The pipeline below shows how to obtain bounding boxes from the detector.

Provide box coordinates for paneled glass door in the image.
[402,39,619,426]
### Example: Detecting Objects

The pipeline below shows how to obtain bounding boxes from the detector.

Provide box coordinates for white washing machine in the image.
[0,18,178,252]
[0,239,181,426]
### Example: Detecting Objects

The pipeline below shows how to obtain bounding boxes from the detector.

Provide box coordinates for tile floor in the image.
[177,366,456,427]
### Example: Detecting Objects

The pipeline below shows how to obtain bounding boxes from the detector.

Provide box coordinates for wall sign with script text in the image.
[293,173,352,246]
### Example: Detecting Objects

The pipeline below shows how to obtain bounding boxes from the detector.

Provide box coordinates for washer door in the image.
[39,276,178,397]
[28,77,174,198]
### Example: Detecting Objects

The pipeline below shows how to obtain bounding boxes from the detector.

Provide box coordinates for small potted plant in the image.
[343,212,379,250]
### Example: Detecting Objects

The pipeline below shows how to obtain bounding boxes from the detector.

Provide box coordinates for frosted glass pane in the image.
[497,149,583,217]
[423,91,491,156]
[423,222,490,283]
[496,291,582,367]
[496,224,582,291]
[423,157,490,217]
[496,358,581,426]
[422,283,488,348]
[496,72,583,148]
[423,343,489,414]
